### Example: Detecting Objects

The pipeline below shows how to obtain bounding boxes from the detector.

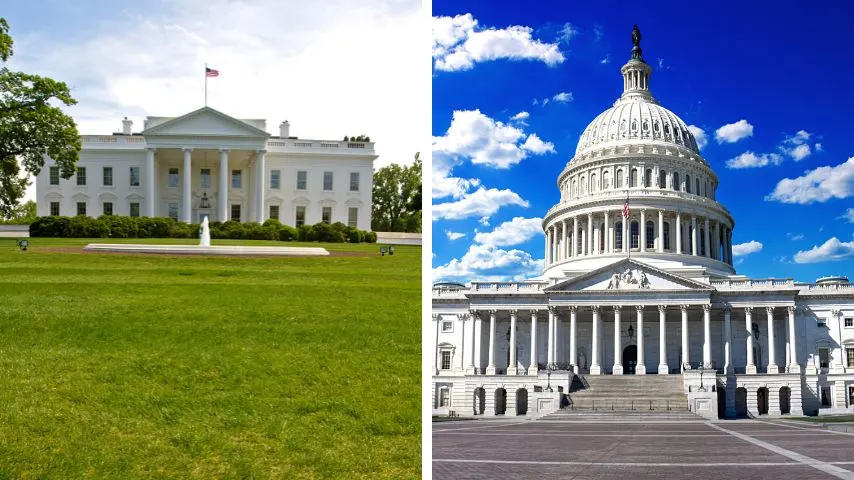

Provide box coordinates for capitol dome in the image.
[542,26,734,278]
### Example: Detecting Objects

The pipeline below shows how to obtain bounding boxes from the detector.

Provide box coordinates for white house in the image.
[431,30,854,419]
[36,107,377,230]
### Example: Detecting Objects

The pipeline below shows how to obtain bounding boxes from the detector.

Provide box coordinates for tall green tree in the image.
[371,153,422,232]
[0,18,81,218]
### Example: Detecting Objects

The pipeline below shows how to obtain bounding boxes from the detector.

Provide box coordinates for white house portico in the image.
[37,107,376,230]
[431,27,854,420]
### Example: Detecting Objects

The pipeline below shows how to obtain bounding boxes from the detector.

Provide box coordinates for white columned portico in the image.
[613,306,623,375]
[218,148,229,222]
[529,310,538,376]
[145,148,156,217]
[486,310,496,375]
[508,310,518,375]
[702,304,711,369]
[681,305,690,371]
[724,307,733,374]
[590,306,602,375]
[787,306,800,373]
[658,305,668,374]
[547,307,555,368]
[745,307,756,374]
[254,149,266,223]
[182,148,192,223]
[635,305,646,375]
[766,306,778,374]
[569,306,578,373]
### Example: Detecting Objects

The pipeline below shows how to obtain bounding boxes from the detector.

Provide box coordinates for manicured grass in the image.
[0,238,421,479]
[787,415,854,423]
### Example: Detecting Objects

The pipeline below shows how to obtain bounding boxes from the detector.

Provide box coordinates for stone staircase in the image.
[561,374,689,413]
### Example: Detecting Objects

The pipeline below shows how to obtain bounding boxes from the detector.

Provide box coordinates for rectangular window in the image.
[322,206,332,224]
[441,351,451,370]
[269,205,279,221]
[270,170,281,189]
[439,388,450,407]
[819,348,830,369]
[231,204,241,221]
[845,318,853,328]
[231,170,242,189]
[441,321,453,333]
[849,386,854,408]
[50,202,60,216]
[349,172,360,191]
[76,202,86,216]
[821,386,832,407]
[129,202,140,218]
[76,167,86,186]
[348,207,358,227]
[168,203,178,220]
[323,171,333,191]
[49,166,60,185]
[200,168,211,189]
[130,167,140,187]
[295,206,306,227]
[848,348,854,368]
[296,171,307,190]
[168,168,179,188]
[103,202,113,216]
[103,167,113,186]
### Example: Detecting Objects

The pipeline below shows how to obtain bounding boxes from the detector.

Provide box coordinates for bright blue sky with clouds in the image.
[432,0,854,284]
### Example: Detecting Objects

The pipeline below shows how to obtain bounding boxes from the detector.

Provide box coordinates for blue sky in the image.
[432,0,854,284]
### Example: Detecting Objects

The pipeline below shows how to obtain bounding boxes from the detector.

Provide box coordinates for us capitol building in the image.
[431,27,854,419]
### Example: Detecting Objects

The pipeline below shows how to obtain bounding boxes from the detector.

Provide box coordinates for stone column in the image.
[572,217,579,257]
[636,305,646,375]
[474,311,482,374]
[747,388,759,417]
[145,148,156,217]
[529,310,538,376]
[217,149,229,222]
[254,149,266,223]
[433,314,440,374]
[613,305,623,375]
[691,215,698,256]
[486,310,497,375]
[544,229,550,265]
[787,306,800,373]
[681,305,690,371]
[507,310,518,375]
[552,308,560,364]
[640,209,647,252]
[457,313,468,372]
[604,211,610,254]
[766,307,778,374]
[587,213,593,255]
[745,307,756,374]
[658,305,668,374]
[702,304,712,369]
[590,306,602,375]
[182,148,192,223]
[704,218,711,258]
[569,306,578,373]
[547,307,555,368]
[561,220,567,262]
[724,307,733,374]
[623,215,629,252]
[658,210,664,253]
[676,212,683,254]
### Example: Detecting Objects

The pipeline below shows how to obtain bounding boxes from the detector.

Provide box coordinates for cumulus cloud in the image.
[778,130,815,161]
[732,240,763,256]
[432,243,543,282]
[478,216,490,226]
[839,208,854,223]
[473,216,543,247]
[445,230,466,241]
[510,111,530,124]
[552,92,573,103]
[558,23,579,43]
[687,125,708,150]
[726,151,783,169]
[432,13,565,72]
[433,187,529,221]
[715,119,754,143]
[793,237,854,263]
[765,157,854,204]
[521,134,556,154]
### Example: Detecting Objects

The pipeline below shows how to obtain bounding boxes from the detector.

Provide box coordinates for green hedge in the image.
[29,215,377,243]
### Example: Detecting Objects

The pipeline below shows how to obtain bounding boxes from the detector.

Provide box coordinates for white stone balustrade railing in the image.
[468,282,548,293]
[81,136,375,153]
[710,279,794,290]
[805,283,854,291]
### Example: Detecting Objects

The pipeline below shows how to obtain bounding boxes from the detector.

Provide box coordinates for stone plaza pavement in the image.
[433,416,854,479]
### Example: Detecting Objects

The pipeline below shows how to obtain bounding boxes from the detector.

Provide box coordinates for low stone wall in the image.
[376,232,421,245]
[0,225,29,238]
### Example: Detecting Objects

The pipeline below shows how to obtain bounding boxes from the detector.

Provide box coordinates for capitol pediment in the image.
[142,107,270,138]
[545,259,712,293]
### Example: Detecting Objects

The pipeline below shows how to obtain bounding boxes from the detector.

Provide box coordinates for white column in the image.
[702,304,712,369]
[572,217,579,257]
[681,305,690,371]
[255,149,266,223]
[218,148,229,222]
[604,211,610,254]
[623,215,629,252]
[658,305,668,374]
[474,312,482,374]
[724,307,733,374]
[788,306,800,373]
[145,148,156,217]
[587,214,593,255]
[552,308,560,364]
[657,210,664,253]
[560,220,567,262]
[636,305,646,375]
[613,306,623,375]
[529,310,539,376]
[486,310,497,375]
[640,209,647,252]
[676,212,683,254]
[704,218,711,258]
[691,215,698,256]
[544,229,550,264]
[181,148,192,223]
[766,306,778,374]
[467,310,477,374]
[507,310,518,375]
[745,307,756,374]
[457,314,467,372]
[569,306,578,373]
[590,306,601,375]
[433,314,440,374]
[547,307,555,368]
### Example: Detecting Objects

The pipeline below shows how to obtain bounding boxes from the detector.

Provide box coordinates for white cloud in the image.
[793,237,854,264]
[593,24,604,41]
[778,130,815,161]
[726,151,782,169]
[432,13,565,72]
[600,55,610,64]
[786,232,805,241]
[478,216,490,226]
[732,240,763,256]
[787,144,811,161]
[687,125,708,150]
[521,134,555,154]
[715,119,754,143]
[473,216,543,247]
[445,230,466,241]
[765,157,854,204]
[558,23,579,43]
[816,143,823,152]
[433,187,529,221]
[839,208,854,223]
[432,243,543,282]
[511,111,530,121]
[552,92,573,103]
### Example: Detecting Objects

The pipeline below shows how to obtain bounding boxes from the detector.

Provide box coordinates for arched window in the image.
[642,120,649,132]
[630,169,637,187]
[646,221,655,249]
[615,222,623,250]
[645,169,652,187]
[685,174,691,193]
[603,171,610,189]
[700,228,706,256]
[580,176,587,194]
[696,178,701,196]
[653,121,660,133]
[631,120,637,131]
[673,172,680,191]
[591,173,597,192]
[659,170,667,189]
[616,169,624,188]
[664,124,671,136]
[663,222,671,250]
[572,179,577,198]
[631,221,639,249]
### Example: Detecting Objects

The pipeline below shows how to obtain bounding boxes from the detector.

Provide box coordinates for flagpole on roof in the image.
[626,189,630,263]
[204,63,208,107]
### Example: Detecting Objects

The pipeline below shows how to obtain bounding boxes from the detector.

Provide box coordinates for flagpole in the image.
[626,190,630,263]
[204,63,208,107]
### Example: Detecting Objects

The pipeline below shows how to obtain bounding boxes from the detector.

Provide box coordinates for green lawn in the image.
[0,238,421,479]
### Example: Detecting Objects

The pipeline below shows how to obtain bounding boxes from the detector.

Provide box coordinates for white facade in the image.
[431,34,854,419]
[36,107,376,230]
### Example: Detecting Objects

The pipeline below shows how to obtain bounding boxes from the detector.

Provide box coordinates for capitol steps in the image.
[562,374,689,412]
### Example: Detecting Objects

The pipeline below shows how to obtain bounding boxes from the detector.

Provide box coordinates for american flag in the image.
[205,67,219,77]
[623,197,630,218]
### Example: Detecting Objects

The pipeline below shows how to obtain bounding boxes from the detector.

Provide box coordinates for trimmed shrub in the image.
[137,217,175,238]
[67,215,109,238]
[30,216,70,237]
[365,231,377,243]
[277,225,298,241]
[347,229,361,243]
[99,215,138,238]
[262,218,282,228]
[297,225,311,242]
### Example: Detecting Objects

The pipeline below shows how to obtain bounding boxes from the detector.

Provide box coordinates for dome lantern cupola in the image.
[618,25,656,105]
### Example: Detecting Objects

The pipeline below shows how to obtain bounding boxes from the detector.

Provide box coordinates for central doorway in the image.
[622,345,638,374]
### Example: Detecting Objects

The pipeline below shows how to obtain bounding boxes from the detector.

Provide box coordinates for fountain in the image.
[199,216,211,247]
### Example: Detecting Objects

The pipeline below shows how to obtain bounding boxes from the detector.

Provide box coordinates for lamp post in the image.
[698,365,706,392]
[546,363,557,392]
